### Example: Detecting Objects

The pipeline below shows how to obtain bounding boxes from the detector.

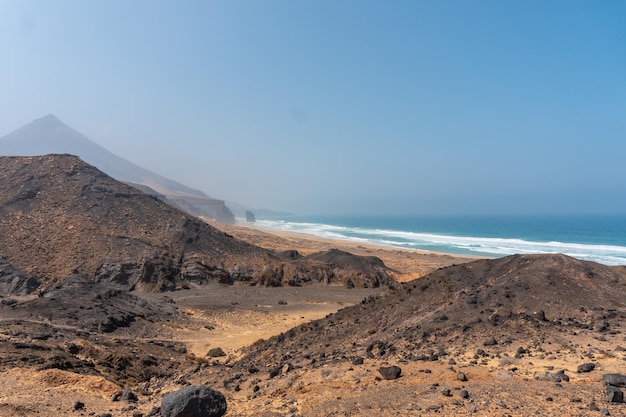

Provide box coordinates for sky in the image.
[1,0,625,215]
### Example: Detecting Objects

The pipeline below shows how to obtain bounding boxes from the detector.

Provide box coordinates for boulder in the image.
[378,365,402,380]
[607,389,624,403]
[483,337,498,346]
[604,374,626,387]
[577,363,595,373]
[121,387,138,402]
[161,385,227,417]
[245,210,256,223]
[206,347,225,358]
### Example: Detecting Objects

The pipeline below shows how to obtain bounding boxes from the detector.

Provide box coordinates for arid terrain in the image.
[1,155,626,416]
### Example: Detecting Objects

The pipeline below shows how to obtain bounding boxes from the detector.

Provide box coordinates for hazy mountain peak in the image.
[0,116,236,223]
[32,113,62,124]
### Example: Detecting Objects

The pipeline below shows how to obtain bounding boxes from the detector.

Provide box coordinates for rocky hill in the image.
[0,155,396,294]
[0,115,235,223]
[236,253,626,372]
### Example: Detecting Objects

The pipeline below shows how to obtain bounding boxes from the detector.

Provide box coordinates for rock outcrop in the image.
[236,254,626,372]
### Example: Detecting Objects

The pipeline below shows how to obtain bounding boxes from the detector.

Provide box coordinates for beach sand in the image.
[213,221,478,282]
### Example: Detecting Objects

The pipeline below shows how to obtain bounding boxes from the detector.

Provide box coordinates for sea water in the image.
[253,215,626,266]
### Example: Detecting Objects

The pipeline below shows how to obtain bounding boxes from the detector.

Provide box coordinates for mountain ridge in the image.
[0,115,235,223]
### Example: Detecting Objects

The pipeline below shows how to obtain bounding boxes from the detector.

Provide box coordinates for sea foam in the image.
[255,219,626,266]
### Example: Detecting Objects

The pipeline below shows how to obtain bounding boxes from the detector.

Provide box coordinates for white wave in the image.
[255,219,626,266]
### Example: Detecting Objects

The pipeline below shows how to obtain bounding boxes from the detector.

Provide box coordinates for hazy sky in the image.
[1,0,625,215]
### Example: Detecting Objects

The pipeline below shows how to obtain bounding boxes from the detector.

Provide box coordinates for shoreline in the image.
[213,220,480,282]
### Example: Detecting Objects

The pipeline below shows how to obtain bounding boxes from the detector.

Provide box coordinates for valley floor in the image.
[2,224,626,416]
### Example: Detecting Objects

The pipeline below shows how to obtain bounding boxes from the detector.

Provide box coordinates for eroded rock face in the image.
[161,385,227,417]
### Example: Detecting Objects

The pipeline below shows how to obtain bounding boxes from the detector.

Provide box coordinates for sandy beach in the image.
[213,221,478,282]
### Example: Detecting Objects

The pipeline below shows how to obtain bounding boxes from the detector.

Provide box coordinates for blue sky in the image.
[1,0,625,215]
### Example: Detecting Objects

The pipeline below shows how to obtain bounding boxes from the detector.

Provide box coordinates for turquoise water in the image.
[254,215,626,266]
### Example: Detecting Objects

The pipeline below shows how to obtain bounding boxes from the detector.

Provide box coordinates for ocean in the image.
[254,215,626,266]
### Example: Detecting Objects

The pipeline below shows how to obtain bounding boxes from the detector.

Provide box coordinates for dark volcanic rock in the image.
[378,365,402,380]
[607,389,624,403]
[483,337,498,346]
[121,387,138,402]
[604,374,626,388]
[577,363,595,373]
[245,210,256,223]
[0,258,40,295]
[207,347,225,358]
[0,155,397,292]
[160,385,227,417]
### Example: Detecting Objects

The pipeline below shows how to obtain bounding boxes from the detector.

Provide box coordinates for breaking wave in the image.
[255,219,626,266]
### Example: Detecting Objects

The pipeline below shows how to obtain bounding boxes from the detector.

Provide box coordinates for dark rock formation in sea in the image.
[245,210,256,223]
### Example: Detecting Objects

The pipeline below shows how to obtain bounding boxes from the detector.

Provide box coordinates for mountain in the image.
[0,154,396,294]
[0,115,234,223]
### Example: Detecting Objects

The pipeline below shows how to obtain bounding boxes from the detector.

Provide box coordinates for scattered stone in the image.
[352,357,364,365]
[281,363,294,374]
[535,310,547,321]
[483,337,498,346]
[111,393,120,402]
[496,400,507,408]
[248,366,259,374]
[457,371,468,381]
[378,365,402,380]
[132,411,144,417]
[146,407,160,417]
[99,414,113,417]
[607,389,624,403]
[269,367,281,379]
[600,408,610,415]
[577,363,595,373]
[161,385,227,417]
[589,402,600,411]
[460,390,469,399]
[207,347,225,358]
[121,387,138,403]
[604,373,626,387]
[72,400,84,410]
[448,358,456,365]
[66,342,81,354]
[537,370,569,383]
[441,388,451,396]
